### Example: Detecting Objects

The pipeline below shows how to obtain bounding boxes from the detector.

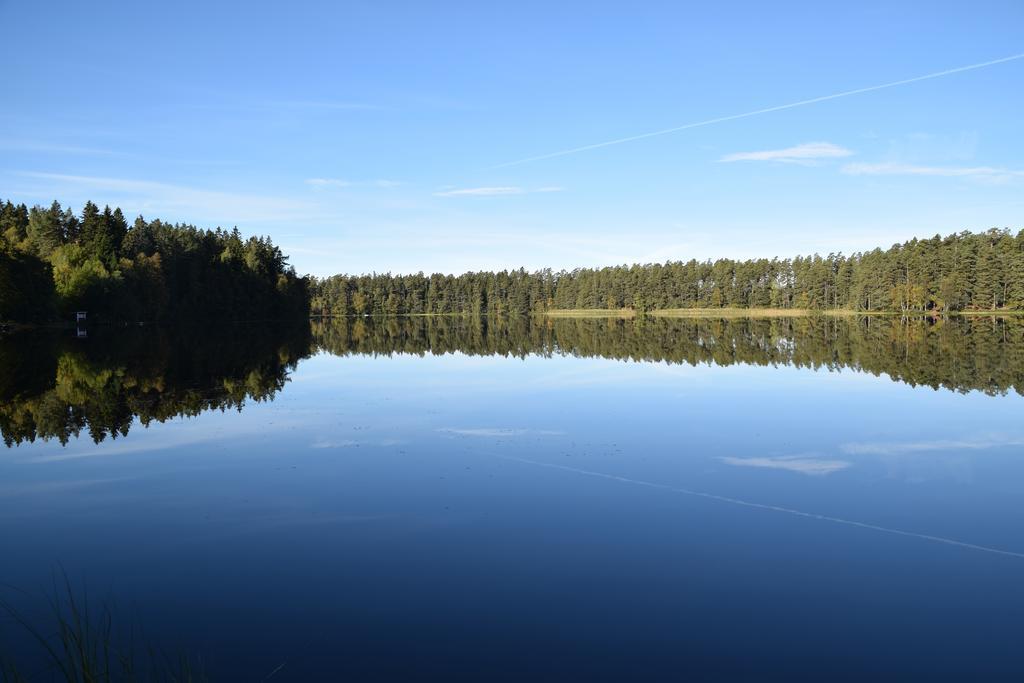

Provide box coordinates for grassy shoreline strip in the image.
[543,308,1024,318]
[543,309,636,318]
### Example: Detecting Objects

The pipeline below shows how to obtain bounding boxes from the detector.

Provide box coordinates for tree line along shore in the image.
[2,198,1022,324]
[309,228,1024,317]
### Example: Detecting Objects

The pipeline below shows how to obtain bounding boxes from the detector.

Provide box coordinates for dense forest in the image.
[0,199,309,323]
[310,228,1024,316]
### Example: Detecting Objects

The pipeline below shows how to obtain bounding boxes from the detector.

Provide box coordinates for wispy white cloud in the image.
[841,162,1024,180]
[265,100,381,111]
[720,141,853,163]
[434,186,565,197]
[720,456,851,475]
[0,139,117,156]
[435,186,524,197]
[881,131,979,164]
[841,435,1024,456]
[306,178,352,188]
[17,172,316,224]
[305,178,402,189]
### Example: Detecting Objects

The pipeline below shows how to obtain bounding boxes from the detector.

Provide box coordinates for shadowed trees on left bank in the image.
[0,199,309,324]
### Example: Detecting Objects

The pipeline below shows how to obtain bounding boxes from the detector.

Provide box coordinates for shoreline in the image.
[545,308,1024,318]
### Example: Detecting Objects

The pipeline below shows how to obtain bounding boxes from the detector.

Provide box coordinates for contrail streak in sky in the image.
[492,52,1024,168]
[493,453,1024,560]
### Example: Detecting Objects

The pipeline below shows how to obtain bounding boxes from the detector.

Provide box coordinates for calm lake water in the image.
[3,316,1024,680]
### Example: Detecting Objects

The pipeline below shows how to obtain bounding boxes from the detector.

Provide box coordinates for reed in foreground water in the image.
[0,573,207,683]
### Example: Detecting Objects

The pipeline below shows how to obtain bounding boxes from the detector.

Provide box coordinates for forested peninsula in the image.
[0,199,308,324]
[2,198,1023,324]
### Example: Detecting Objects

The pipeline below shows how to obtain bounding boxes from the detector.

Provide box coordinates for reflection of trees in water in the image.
[312,315,1024,396]
[3,315,1021,447]
[0,323,311,447]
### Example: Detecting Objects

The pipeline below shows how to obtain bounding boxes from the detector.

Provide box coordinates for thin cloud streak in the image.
[265,100,381,110]
[842,162,1024,179]
[493,52,1024,168]
[434,186,565,197]
[19,171,316,223]
[720,456,851,475]
[0,139,117,156]
[720,141,853,163]
[306,178,352,188]
[306,178,403,188]
[435,186,524,197]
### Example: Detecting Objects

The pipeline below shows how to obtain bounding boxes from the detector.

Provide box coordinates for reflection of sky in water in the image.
[3,352,1024,679]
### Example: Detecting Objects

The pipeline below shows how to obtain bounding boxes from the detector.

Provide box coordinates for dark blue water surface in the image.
[2,317,1024,680]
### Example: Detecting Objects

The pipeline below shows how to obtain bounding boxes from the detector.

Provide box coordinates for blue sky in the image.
[1,0,1022,277]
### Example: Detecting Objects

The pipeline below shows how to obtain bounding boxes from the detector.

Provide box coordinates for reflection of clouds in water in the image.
[310,439,360,449]
[720,456,850,476]
[19,416,309,464]
[437,428,564,437]
[439,428,527,437]
[494,453,1024,560]
[842,434,1024,455]
[310,438,408,449]
[839,434,1024,484]
[0,477,134,497]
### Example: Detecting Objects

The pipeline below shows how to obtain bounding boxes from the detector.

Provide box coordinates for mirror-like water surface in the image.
[3,316,1024,680]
